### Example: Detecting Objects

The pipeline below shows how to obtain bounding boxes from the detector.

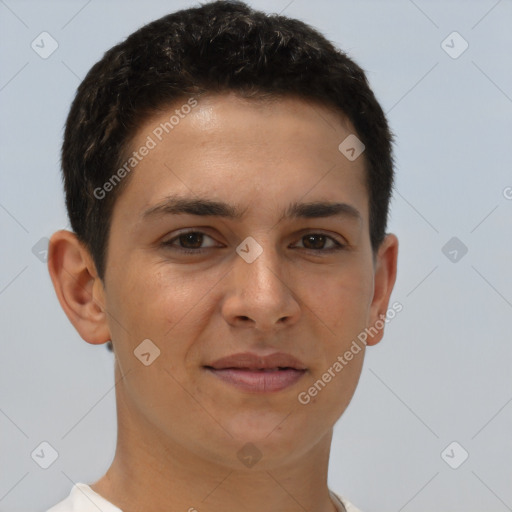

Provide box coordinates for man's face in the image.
[102,93,382,468]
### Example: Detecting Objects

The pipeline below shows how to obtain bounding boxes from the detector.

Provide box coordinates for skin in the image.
[48,92,398,512]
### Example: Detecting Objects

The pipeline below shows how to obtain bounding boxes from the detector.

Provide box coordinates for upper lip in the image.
[206,352,307,371]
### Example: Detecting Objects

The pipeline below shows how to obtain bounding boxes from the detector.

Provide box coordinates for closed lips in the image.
[205,352,307,371]
[204,354,307,393]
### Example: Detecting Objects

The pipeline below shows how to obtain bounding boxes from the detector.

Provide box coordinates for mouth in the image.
[204,352,307,393]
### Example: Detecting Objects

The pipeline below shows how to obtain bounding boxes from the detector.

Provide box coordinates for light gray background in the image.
[1,1,511,511]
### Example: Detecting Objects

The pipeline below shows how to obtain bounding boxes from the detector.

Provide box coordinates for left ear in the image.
[366,233,399,346]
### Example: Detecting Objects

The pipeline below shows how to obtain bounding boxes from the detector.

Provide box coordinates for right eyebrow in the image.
[141,195,248,219]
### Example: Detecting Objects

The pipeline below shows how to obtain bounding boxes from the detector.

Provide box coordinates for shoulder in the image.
[45,483,123,512]
[331,490,365,512]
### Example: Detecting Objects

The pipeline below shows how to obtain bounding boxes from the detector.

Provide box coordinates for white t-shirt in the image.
[46,483,363,512]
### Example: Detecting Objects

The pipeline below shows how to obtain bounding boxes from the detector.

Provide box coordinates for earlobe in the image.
[366,233,399,346]
[47,230,111,345]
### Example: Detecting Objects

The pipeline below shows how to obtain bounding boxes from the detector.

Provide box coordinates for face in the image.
[98,93,392,469]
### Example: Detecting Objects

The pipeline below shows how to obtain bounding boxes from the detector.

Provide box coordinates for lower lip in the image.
[206,368,306,393]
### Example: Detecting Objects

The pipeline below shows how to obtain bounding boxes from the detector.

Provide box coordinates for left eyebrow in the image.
[141,194,362,223]
[282,200,362,223]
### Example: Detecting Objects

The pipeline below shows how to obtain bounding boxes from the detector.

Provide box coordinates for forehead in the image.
[112,93,369,226]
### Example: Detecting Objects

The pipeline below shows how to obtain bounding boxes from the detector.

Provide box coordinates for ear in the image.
[47,230,111,346]
[366,233,399,346]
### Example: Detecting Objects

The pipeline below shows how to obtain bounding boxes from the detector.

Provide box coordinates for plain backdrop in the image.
[1,1,511,511]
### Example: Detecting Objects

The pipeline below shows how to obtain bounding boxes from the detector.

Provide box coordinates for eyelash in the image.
[161,230,346,255]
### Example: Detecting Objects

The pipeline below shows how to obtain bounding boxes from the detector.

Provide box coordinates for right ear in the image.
[47,230,111,345]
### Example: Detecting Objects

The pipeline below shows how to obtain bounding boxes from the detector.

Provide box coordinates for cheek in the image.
[306,267,372,413]
[146,266,224,325]
[104,266,213,408]
[107,261,223,352]
[303,263,374,335]
[112,262,184,318]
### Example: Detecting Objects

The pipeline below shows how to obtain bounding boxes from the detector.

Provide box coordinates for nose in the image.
[221,242,301,333]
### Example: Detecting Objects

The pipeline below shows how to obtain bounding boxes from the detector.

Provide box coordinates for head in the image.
[49,0,398,470]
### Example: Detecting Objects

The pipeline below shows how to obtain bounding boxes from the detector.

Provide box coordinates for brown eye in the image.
[302,234,327,250]
[162,231,219,253]
[296,233,343,252]
[178,232,204,249]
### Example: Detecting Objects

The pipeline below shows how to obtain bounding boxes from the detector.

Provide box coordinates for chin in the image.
[223,415,318,457]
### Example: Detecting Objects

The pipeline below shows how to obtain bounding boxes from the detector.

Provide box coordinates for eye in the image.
[161,230,220,254]
[293,233,345,252]
[161,230,346,256]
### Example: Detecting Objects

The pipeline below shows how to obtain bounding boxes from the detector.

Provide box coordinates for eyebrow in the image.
[141,194,362,223]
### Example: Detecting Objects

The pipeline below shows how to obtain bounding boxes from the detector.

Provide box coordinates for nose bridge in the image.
[235,236,285,297]
[223,234,300,330]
